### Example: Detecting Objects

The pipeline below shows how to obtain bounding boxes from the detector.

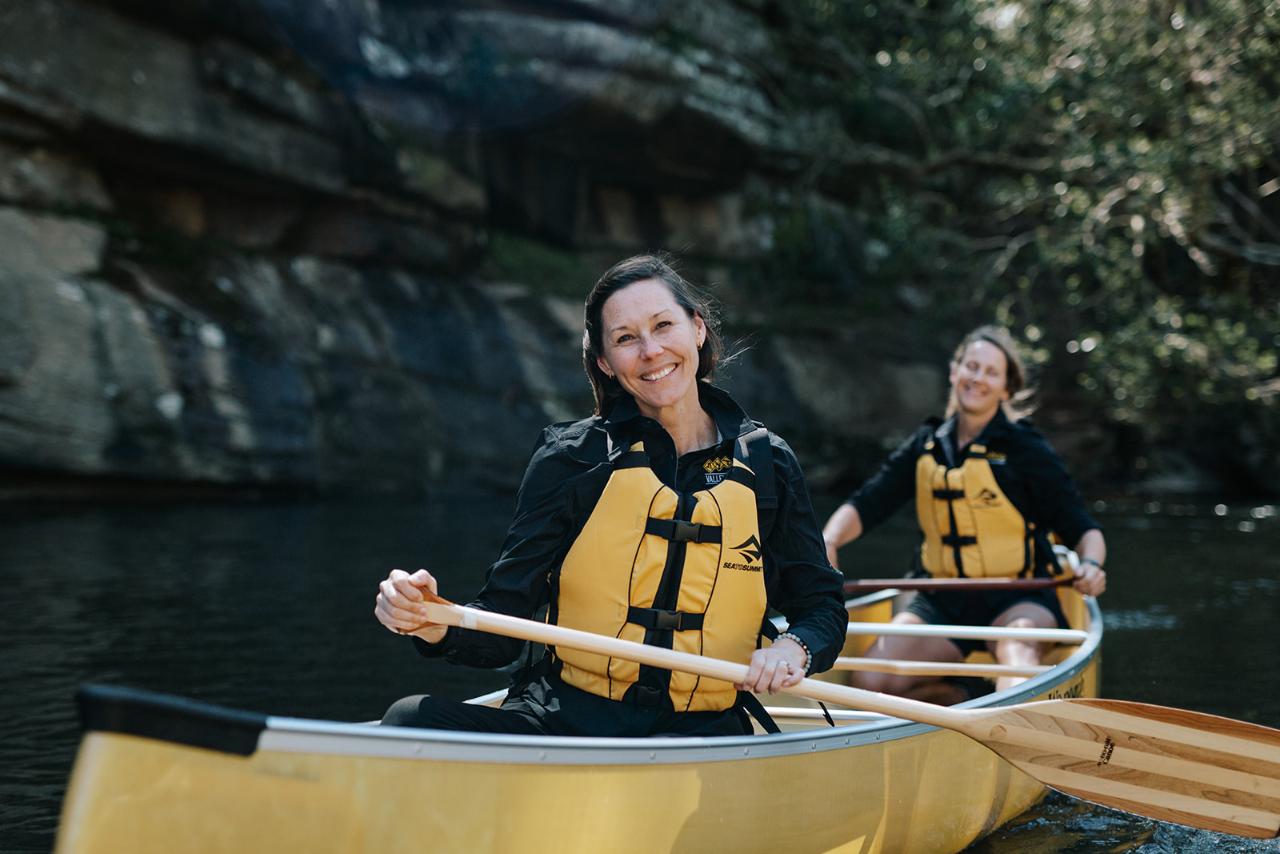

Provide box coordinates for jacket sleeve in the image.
[763,436,849,675]
[847,428,924,533]
[1013,428,1100,546]
[412,426,584,668]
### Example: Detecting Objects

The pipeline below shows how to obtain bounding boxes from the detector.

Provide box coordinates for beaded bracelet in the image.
[774,631,812,675]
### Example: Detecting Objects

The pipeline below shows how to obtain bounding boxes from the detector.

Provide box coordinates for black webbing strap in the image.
[941,533,978,547]
[721,467,755,490]
[644,518,723,544]
[736,691,781,735]
[626,606,705,632]
[933,488,965,500]
[738,426,776,510]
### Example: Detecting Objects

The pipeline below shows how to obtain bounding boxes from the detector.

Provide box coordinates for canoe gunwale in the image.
[247,597,1102,767]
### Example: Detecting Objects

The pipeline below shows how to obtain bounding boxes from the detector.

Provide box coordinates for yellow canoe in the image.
[56,588,1101,854]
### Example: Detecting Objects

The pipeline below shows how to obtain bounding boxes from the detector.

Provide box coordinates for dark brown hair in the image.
[945,325,1035,420]
[582,254,724,415]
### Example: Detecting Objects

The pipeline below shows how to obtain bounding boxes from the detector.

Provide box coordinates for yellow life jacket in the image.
[554,433,769,712]
[914,439,1034,578]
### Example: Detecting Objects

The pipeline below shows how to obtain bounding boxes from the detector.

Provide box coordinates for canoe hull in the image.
[56,597,1101,854]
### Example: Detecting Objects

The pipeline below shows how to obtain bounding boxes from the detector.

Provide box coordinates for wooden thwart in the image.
[844,576,1074,595]
[846,621,1088,644]
[832,656,1048,678]
[420,595,1280,839]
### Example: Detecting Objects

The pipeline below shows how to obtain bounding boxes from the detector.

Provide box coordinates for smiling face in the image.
[595,277,707,421]
[949,339,1010,421]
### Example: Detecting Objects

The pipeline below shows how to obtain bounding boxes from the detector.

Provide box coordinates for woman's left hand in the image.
[1073,561,1107,596]
[736,638,806,694]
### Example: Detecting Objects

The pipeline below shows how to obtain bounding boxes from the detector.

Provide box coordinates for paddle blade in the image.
[969,698,1280,839]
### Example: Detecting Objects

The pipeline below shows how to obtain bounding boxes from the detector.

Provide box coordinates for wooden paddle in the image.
[418,594,1280,839]
[844,575,1074,594]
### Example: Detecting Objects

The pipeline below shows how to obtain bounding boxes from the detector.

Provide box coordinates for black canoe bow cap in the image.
[76,683,267,757]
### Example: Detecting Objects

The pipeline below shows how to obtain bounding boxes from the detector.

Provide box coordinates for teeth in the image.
[642,365,676,381]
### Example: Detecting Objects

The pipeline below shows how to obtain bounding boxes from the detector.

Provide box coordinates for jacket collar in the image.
[935,407,1012,463]
[601,381,757,443]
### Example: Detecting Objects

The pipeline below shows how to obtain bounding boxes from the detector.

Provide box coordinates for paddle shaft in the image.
[423,598,968,731]
[844,576,1073,594]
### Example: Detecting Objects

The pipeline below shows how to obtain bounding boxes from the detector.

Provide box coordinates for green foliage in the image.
[486,232,600,297]
[768,0,1280,485]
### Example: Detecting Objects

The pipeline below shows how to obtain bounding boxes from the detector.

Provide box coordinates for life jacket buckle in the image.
[673,520,703,542]
[654,609,684,631]
[627,605,705,632]
[644,517,723,544]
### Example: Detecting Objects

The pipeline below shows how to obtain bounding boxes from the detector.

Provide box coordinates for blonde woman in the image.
[822,326,1106,703]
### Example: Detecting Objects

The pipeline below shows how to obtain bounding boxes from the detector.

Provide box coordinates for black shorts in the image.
[905,587,1069,657]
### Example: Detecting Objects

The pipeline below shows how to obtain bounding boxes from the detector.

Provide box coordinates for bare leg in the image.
[851,612,968,704]
[989,602,1057,692]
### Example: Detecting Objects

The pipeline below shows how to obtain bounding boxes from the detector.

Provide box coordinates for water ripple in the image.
[1100,608,1179,631]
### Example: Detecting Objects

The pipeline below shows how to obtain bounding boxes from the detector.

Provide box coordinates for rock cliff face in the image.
[0,0,1059,495]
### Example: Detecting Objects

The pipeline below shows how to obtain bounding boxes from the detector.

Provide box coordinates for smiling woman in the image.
[591,278,711,451]
[822,326,1109,704]
[373,253,848,738]
[581,256,718,433]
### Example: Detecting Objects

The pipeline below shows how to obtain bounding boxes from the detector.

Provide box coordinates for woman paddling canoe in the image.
[821,326,1107,703]
[374,254,848,736]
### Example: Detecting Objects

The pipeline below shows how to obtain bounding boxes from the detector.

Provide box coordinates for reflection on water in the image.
[970,791,1158,853]
[2,497,1278,853]
[1098,608,1179,631]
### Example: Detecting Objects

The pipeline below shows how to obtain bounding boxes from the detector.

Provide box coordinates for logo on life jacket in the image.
[703,456,732,473]
[723,535,763,571]
[703,456,732,485]
[975,488,1002,507]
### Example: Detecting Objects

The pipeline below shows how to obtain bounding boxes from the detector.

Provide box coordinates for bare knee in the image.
[994,637,1043,668]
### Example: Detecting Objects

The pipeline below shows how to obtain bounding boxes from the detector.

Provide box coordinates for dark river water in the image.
[3,495,1278,853]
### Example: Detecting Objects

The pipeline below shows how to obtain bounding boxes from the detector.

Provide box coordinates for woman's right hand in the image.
[1072,561,1107,597]
[375,569,448,643]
